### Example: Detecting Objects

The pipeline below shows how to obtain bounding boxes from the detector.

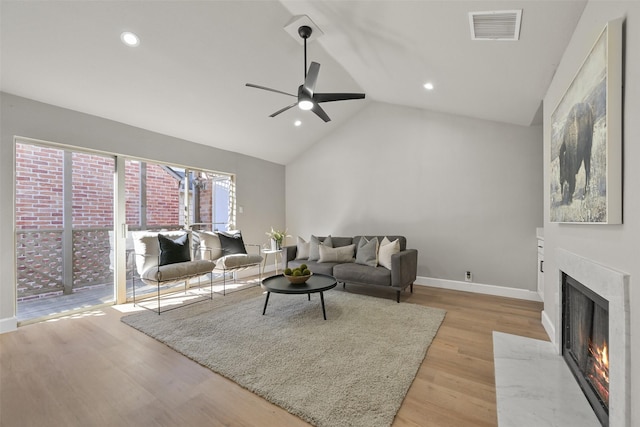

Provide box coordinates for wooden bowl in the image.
[284,272,313,284]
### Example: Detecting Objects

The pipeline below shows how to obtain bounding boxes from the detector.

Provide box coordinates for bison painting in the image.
[558,102,594,204]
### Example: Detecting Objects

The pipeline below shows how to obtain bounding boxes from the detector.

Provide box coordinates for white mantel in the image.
[555,249,630,427]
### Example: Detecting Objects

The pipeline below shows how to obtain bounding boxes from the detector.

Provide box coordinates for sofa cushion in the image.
[319,244,355,263]
[141,259,213,283]
[214,254,263,270]
[330,236,354,248]
[355,237,378,267]
[295,236,310,260]
[378,237,400,270]
[158,233,191,266]
[333,263,392,287]
[194,231,223,260]
[218,231,247,255]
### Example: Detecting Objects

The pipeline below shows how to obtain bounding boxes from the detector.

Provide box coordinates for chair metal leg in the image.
[209,273,213,300]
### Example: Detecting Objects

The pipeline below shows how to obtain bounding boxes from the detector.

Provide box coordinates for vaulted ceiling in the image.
[1,1,586,164]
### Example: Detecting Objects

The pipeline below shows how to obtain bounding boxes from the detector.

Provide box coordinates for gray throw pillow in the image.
[355,237,378,267]
[309,235,333,261]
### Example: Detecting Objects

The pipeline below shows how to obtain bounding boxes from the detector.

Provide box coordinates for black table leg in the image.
[262,292,270,315]
[320,291,327,320]
[308,292,311,301]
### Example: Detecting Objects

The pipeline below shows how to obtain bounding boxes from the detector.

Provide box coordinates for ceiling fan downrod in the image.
[298,25,312,79]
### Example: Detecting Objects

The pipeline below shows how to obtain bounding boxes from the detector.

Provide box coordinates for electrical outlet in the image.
[465,271,472,282]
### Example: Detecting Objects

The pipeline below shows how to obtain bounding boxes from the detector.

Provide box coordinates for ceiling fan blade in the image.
[314,92,366,103]
[246,83,296,98]
[312,103,331,122]
[269,102,298,118]
[302,62,320,97]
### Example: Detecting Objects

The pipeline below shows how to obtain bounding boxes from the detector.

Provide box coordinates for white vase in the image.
[270,238,281,251]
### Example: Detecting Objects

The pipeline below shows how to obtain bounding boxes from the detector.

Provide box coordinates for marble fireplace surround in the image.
[555,248,630,427]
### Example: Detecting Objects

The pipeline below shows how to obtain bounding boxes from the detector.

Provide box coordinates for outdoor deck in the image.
[17,273,265,323]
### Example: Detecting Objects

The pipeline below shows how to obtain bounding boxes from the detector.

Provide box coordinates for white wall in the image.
[286,101,543,290]
[542,2,639,425]
[0,93,285,331]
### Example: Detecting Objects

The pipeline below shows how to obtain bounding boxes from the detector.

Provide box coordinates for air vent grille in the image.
[469,10,522,41]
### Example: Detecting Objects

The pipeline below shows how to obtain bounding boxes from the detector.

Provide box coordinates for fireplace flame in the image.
[588,341,609,406]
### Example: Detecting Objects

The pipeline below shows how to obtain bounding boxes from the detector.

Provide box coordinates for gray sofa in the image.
[284,235,417,303]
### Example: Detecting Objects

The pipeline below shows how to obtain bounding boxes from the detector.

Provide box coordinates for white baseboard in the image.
[415,276,542,302]
[0,316,17,334]
[541,310,558,352]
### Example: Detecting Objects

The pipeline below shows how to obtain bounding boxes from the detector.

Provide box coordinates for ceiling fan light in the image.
[298,100,314,111]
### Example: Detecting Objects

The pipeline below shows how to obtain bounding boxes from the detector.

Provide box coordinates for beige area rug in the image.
[122,287,446,427]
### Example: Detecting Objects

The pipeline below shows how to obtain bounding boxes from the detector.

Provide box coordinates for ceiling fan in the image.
[245,25,365,122]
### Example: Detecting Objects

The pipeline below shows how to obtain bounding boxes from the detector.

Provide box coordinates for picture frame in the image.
[550,18,623,224]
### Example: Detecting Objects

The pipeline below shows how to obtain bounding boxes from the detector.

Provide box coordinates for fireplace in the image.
[554,249,630,427]
[562,273,609,426]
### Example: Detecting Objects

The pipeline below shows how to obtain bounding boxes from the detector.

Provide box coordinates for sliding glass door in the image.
[15,141,115,322]
[15,139,236,321]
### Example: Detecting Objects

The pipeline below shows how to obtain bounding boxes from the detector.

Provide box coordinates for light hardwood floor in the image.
[0,284,548,427]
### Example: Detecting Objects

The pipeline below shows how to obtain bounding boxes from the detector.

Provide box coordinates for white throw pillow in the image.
[295,236,310,260]
[318,244,355,263]
[378,237,400,270]
[194,231,223,261]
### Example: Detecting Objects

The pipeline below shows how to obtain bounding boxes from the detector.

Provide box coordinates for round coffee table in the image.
[261,274,337,320]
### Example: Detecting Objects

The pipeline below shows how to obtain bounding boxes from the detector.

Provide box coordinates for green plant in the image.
[265,227,290,245]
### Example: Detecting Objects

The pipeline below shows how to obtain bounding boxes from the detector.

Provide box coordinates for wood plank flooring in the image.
[0,284,548,427]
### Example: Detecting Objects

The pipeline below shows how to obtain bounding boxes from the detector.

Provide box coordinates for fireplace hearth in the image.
[563,273,609,426]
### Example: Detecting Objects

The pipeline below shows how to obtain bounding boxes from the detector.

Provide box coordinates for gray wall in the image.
[0,93,285,329]
[542,2,639,425]
[286,101,543,290]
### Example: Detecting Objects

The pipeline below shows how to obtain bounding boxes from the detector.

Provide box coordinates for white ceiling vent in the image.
[469,10,522,41]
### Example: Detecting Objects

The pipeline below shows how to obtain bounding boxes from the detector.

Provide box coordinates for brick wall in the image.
[72,152,114,227]
[16,146,184,230]
[125,160,141,226]
[15,144,64,229]
[146,164,181,226]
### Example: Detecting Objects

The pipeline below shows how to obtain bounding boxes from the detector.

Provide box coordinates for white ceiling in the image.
[0,1,586,165]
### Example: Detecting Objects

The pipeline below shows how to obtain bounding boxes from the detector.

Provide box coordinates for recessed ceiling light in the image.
[120,32,140,47]
[423,82,434,90]
[294,120,302,127]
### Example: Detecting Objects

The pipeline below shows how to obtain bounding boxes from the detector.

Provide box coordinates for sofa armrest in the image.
[390,249,418,289]
[283,245,297,265]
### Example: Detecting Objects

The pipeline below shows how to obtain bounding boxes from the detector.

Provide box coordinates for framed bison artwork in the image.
[550,18,622,224]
